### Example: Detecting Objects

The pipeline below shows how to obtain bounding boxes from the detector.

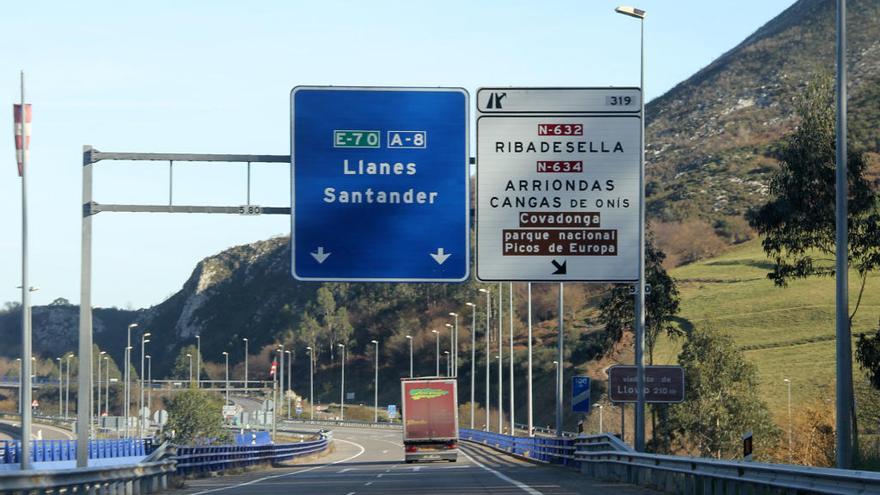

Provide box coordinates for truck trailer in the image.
[401,377,458,463]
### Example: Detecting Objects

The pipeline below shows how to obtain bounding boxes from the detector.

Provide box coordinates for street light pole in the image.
[125,322,137,436]
[615,3,647,452]
[405,335,413,378]
[222,352,229,405]
[104,355,110,417]
[286,350,292,419]
[306,346,314,420]
[785,378,792,463]
[242,338,248,395]
[834,0,853,469]
[145,355,151,425]
[98,351,106,424]
[432,330,439,376]
[139,334,150,438]
[17,72,33,470]
[278,344,285,418]
[480,288,490,430]
[338,343,346,420]
[195,335,201,389]
[445,324,454,375]
[65,354,72,418]
[186,353,193,386]
[371,340,379,423]
[57,357,62,417]
[449,313,459,375]
[466,302,476,430]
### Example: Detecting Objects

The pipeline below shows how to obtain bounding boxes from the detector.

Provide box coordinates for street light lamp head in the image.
[784,378,791,383]
[479,288,488,293]
[306,346,312,351]
[432,329,438,334]
[222,351,228,356]
[371,339,378,344]
[242,337,248,342]
[405,335,412,340]
[615,6,646,19]
[449,312,457,317]
[143,332,151,338]
[186,353,191,357]
[100,351,106,355]
[445,323,453,328]
[465,302,475,307]
[145,355,150,360]
[128,323,138,329]
[337,343,345,348]
[143,339,150,344]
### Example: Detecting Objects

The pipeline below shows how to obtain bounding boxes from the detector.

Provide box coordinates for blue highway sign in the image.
[291,86,470,282]
[572,375,591,413]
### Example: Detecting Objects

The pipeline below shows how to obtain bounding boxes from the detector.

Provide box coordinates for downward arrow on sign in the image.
[430,248,451,265]
[311,246,331,264]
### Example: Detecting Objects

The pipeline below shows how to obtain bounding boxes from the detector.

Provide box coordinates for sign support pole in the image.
[508,282,514,435]
[556,283,564,437]
[527,283,533,437]
[634,12,648,453]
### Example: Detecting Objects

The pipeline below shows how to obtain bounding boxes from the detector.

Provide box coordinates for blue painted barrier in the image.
[460,428,578,467]
[0,438,148,464]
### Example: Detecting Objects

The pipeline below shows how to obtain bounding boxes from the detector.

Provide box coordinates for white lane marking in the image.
[345,492,356,495]
[188,438,366,495]
[339,468,356,473]
[377,473,383,478]
[365,481,373,486]
[382,449,388,454]
[459,448,543,495]
[414,466,421,472]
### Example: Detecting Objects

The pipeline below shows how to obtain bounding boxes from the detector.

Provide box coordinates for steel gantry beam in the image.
[76,146,292,467]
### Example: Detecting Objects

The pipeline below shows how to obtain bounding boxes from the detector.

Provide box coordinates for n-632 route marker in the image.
[476,87,641,281]
[291,86,470,282]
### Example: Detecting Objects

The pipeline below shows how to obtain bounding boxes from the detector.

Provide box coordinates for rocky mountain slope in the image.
[645,0,880,223]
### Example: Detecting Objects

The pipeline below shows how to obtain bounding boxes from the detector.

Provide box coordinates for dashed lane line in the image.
[459,446,543,495]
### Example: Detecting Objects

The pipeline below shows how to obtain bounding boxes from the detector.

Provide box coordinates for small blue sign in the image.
[387,404,398,419]
[572,376,591,413]
[291,86,470,282]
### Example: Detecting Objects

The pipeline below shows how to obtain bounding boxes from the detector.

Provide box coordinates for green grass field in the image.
[653,239,880,418]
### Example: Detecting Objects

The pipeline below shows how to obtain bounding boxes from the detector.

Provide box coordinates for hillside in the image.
[646,0,880,224]
[654,239,880,421]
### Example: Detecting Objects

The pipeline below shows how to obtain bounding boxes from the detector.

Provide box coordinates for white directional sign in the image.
[476,87,641,281]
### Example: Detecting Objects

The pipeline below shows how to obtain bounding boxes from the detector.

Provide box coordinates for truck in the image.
[401,377,458,463]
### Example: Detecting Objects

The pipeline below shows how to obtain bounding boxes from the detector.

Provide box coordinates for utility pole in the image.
[125,323,137,437]
[372,340,379,423]
[286,349,292,419]
[338,343,346,420]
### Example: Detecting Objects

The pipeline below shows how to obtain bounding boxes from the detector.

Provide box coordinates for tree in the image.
[171,345,201,383]
[747,74,879,302]
[165,388,228,445]
[660,326,779,459]
[597,235,682,364]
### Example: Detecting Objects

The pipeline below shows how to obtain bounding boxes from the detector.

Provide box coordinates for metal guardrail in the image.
[575,441,880,495]
[173,435,330,475]
[1,438,149,464]
[460,428,579,467]
[0,459,175,494]
[282,418,402,430]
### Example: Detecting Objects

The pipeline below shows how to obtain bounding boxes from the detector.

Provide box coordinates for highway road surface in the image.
[0,419,75,441]
[167,425,656,495]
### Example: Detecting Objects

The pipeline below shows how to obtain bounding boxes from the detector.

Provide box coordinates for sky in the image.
[1,0,795,309]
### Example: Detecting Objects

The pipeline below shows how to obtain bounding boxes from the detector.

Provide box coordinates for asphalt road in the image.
[0,419,75,441]
[167,425,656,495]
